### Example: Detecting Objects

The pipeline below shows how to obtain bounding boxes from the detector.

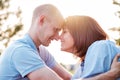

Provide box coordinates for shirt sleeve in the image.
[80,40,118,78]
[11,46,45,77]
[38,46,56,68]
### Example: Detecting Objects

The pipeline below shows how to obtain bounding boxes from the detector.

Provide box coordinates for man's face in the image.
[39,17,63,46]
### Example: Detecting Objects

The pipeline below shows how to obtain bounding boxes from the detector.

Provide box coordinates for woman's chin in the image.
[61,48,72,53]
[61,48,66,52]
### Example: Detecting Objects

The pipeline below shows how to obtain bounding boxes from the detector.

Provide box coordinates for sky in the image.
[9,0,120,64]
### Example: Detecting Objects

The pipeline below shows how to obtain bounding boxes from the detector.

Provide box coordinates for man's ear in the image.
[39,15,45,25]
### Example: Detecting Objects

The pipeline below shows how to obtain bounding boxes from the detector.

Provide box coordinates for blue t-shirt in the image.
[0,34,56,80]
[72,40,120,80]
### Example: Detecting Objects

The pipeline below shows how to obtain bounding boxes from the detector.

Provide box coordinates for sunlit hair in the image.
[64,15,109,58]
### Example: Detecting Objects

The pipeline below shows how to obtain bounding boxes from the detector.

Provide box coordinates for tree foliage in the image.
[0,0,23,54]
[113,0,120,18]
[110,0,120,45]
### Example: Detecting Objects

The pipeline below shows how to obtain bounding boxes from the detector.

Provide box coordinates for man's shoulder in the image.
[3,38,31,56]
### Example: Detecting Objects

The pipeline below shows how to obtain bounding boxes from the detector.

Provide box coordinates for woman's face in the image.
[60,28,75,53]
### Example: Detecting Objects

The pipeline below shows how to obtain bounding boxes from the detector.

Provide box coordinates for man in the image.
[0,4,120,80]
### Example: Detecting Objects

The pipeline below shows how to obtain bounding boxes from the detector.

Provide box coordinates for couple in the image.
[0,4,120,80]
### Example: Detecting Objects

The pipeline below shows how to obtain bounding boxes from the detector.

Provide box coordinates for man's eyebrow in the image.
[56,28,61,31]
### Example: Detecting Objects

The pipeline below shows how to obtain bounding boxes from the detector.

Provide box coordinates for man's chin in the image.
[42,43,50,46]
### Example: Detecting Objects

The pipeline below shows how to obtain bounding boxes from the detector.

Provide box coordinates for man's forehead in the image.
[54,16,64,24]
[54,21,64,29]
[51,17,64,29]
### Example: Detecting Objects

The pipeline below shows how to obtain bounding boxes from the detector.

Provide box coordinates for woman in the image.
[60,15,120,79]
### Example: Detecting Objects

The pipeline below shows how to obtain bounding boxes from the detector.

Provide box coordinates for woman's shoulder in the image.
[89,40,115,49]
[86,40,116,56]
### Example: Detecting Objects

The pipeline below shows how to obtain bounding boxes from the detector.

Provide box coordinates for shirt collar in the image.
[23,34,38,51]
